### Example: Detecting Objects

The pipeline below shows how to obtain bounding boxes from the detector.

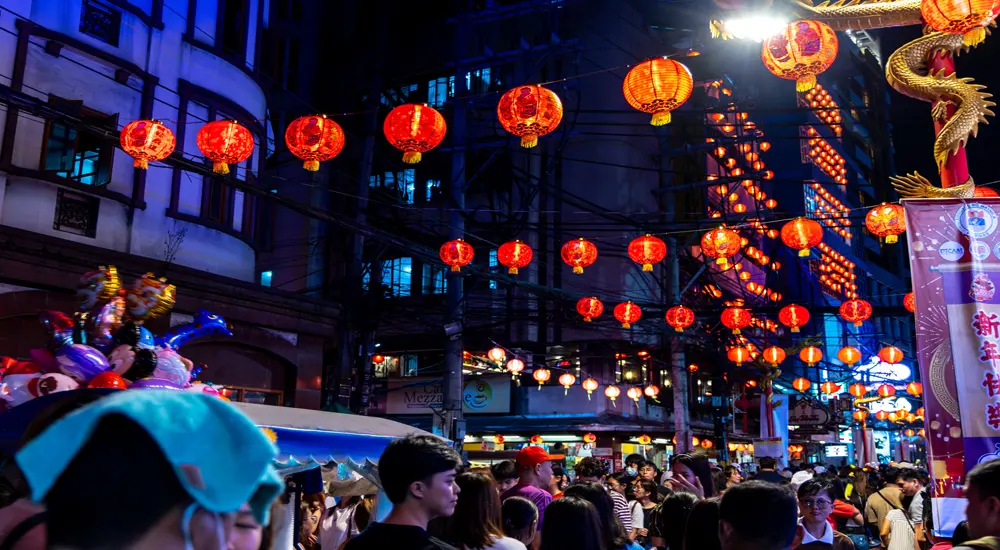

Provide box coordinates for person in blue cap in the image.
[346,434,462,550]
[13,390,283,549]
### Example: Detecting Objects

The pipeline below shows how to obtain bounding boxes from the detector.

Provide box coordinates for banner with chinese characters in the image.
[905,199,1000,536]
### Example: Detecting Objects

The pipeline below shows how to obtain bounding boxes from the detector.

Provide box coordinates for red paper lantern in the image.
[383,104,447,164]
[120,119,175,169]
[763,346,786,367]
[721,307,751,334]
[800,346,822,366]
[196,120,255,175]
[688,363,700,373]
[622,58,694,126]
[439,239,475,272]
[644,384,660,399]
[853,409,869,422]
[488,347,506,363]
[975,186,1000,197]
[530,435,544,445]
[497,85,564,148]
[498,240,533,274]
[877,383,896,398]
[820,381,840,395]
[494,434,505,445]
[582,377,600,399]
[372,355,385,364]
[628,234,667,272]
[561,238,598,274]
[849,383,867,398]
[904,292,916,313]
[692,436,701,448]
[779,304,810,333]
[921,0,1000,46]
[727,346,750,366]
[533,367,551,388]
[285,115,345,171]
[840,299,872,327]
[865,203,906,244]
[905,428,916,437]
[878,346,904,364]
[838,346,862,367]
[762,20,839,92]
[605,385,621,404]
[781,217,824,256]
[638,434,652,445]
[627,387,643,403]
[506,358,525,376]
[907,381,923,396]
[576,297,605,322]
[701,439,714,449]
[614,301,642,329]
[875,410,889,421]
[701,226,742,265]
[558,372,576,394]
[583,432,597,443]
[917,407,925,417]
[792,377,811,392]
[665,305,695,333]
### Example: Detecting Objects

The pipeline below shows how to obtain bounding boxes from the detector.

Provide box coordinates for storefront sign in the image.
[906,199,1000,536]
[789,399,831,425]
[382,376,511,415]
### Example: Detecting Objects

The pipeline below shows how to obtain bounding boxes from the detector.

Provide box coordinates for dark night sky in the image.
[876,27,1000,187]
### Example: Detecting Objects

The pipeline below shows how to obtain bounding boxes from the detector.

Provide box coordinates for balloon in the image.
[124,349,157,382]
[86,296,126,352]
[54,344,111,383]
[108,345,136,376]
[113,321,142,348]
[126,273,176,321]
[29,348,59,374]
[36,373,80,396]
[76,265,121,311]
[186,382,221,396]
[153,347,194,386]
[87,371,128,390]
[130,377,183,390]
[155,310,232,349]
[189,363,207,381]
[0,361,41,405]
[0,356,17,374]
[137,327,155,350]
[39,310,76,348]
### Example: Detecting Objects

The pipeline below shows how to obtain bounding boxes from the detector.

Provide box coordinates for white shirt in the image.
[799,520,834,545]
[629,500,644,531]
[886,508,916,550]
[320,502,360,550]
[469,535,528,550]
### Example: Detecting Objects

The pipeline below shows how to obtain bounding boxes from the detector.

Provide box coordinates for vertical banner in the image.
[758,395,789,466]
[905,199,1000,536]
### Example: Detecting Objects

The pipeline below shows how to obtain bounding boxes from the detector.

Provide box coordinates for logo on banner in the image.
[972,241,991,261]
[979,444,1000,465]
[463,379,494,410]
[993,242,1000,260]
[940,241,965,262]
[955,203,998,238]
[970,273,996,302]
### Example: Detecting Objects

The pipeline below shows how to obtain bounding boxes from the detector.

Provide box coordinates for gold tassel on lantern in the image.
[796,75,817,93]
[402,151,422,164]
[651,111,672,126]
[964,27,987,47]
[213,161,230,175]
[520,135,538,148]
[886,235,899,244]
[303,160,320,172]
[134,159,149,169]
[573,266,583,274]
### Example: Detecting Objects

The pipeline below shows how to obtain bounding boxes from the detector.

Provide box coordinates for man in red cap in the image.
[502,446,564,536]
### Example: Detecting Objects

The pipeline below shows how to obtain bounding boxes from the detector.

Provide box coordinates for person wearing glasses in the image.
[792,479,857,549]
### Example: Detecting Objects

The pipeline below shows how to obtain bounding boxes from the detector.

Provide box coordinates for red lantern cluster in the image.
[577,297,605,322]
[622,58,694,126]
[840,299,873,327]
[285,115,345,171]
[778,304,810,333]
[628,235,667,272]
[439,239,475,272]
[120,119,176,169]
[701,226,742,265]
[561,238,598,274]
[781,217,824,257]
[383,104,447,164]
[721,307,751,334]
[665,305,695,333]
[614,301,642,329]
[498,241,533,274]
[196,120,255,175]
[497,85,564,148]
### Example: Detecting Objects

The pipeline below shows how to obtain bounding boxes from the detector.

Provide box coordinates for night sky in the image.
[877,26,1000,188]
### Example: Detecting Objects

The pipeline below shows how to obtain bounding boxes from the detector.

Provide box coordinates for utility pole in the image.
[668,237,692,455]
[436,9,469,444]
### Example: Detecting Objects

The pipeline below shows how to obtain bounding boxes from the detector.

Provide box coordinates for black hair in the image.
[625,453,645,468]
[501,496,538,542]
[899,468,927,485]
[540,497,603,550]
[684,497,723,550]
[636,479,659,501]
[563,481,629,549]
[672,454,717,497]
[609,470,631,488]
[952,520,971,546]
[758,456,777,469]
[655,490,699,550]
[491,460,518,483]
[884,466,901,484]
[574,456,606,480]
[713,470,728,495]
[968,459,1000,502]
[378,435,462,504]
[46,414,193,548]
[720,481,798,549]
[797,479,837,502]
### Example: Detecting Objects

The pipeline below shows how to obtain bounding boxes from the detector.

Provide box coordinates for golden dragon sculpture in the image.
[712,0,996,198]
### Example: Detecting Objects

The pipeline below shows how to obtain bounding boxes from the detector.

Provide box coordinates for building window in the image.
[488,249,498,290]
[54,189,100,238]
[364,258,412,297]
[465,68,492,95]
[381,84,417,106]
[260,270,273,287]
[427,76,454,108]
[217,386,283,405]
[369,169,416,204]
[426,179,440,202]
[205,178,229,223]
[423,264,446,295]
[42,116,115,187]
[79,0,121,46]
[220,0,249,58]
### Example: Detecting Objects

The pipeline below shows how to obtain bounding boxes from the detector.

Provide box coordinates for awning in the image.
[385,412,703,433]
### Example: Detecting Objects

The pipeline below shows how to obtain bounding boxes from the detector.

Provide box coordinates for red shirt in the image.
[827,499,860,529]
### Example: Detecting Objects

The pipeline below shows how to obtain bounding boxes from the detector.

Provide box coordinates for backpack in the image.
[958,537,1000,550]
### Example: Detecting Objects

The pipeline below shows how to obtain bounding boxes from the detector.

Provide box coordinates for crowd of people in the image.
[346,436,1000,550]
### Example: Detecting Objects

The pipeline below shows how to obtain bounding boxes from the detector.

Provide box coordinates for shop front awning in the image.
[385,412,710,434]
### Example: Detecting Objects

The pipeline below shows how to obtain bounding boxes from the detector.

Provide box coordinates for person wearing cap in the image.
[502,446,563,536]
